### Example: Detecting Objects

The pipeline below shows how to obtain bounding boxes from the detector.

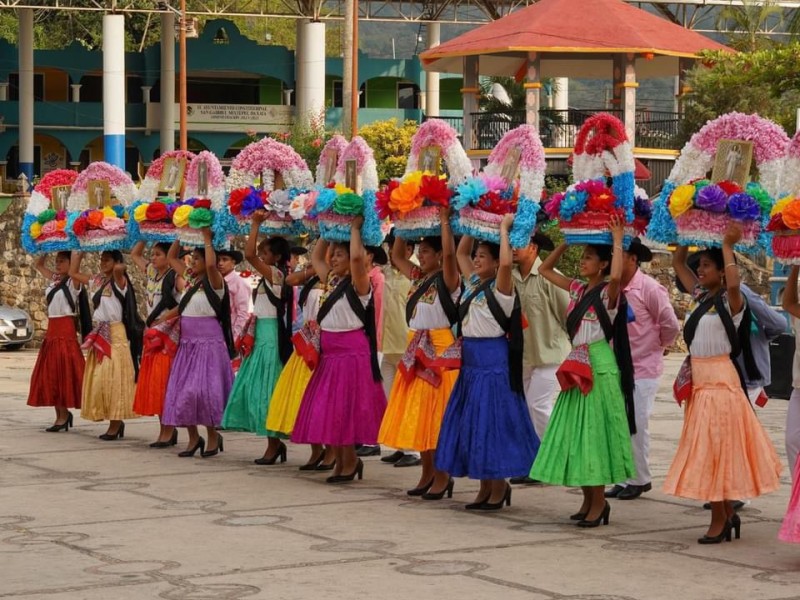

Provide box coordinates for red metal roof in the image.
[421,0,731,65]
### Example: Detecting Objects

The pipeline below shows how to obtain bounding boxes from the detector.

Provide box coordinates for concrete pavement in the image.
[1,349,798,600]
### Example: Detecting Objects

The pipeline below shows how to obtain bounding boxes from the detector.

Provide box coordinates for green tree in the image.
[715,0,784,52]
[358,119,419,180]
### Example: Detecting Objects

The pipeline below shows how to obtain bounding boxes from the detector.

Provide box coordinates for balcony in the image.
[425,108,683,153]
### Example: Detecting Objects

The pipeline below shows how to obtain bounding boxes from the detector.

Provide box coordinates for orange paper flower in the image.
[87,210,105,228]
[781,200,800,230]
[389,180,422,214]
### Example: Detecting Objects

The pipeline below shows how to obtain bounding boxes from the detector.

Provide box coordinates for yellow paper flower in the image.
[771,195,794,217]
[389,180,422,214]
[403,170,425,186]
[668,185,696,218]
[133,203,149,222]
[173,204,193,228]
[333,183,353,195]
[30,222,42,239]
[101,206,116,218]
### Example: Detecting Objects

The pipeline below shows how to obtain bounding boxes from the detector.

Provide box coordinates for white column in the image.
[70,84,82,103]
[295,19,305,108]
[283,89,294,106]
[462,55,479,153]
[103,14,126,169]
[425,22,441,117]
[297,21,326,123]
[622,53,637,145]
[524,52,541,130]
[18,8,34,183]
[160,12,176,153]
[342,0,355,136]
[553,77,569,111]
[141,85,152,104]
[0,82,8,102]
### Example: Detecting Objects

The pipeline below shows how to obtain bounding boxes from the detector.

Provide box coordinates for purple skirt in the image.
[291,329,387,445]
[162,317,233,427]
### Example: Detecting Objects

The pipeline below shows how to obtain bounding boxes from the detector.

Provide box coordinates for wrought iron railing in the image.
[634,110,682,150]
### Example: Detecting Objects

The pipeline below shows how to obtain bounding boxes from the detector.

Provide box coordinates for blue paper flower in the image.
[453,177,487,210]
[240,188,265,217]
[696,184,728,213]
[728,192,760,221]
[559,190,587,221]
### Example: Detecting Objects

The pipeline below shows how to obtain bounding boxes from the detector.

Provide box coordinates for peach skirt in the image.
[663,355,781,502]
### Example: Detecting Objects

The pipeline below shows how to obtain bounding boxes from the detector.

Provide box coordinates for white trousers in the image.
[788,389,800,479]
[522,364,560,440]
[379,353,420,459]
[623,378,660,487]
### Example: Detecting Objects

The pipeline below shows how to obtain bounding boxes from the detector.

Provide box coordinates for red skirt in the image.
[133,330,174,417]
[27,316,85,408]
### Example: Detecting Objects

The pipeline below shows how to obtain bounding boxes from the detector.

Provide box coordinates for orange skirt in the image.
[27,316,84,408]
[663,355,782,501]
[133,350,173,417]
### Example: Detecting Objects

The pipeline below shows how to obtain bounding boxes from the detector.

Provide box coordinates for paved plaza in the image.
[1,349,799,600]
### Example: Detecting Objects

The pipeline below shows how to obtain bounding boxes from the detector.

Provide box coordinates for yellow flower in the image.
[668,184,696,218]
[133,204,149,222]
[101,206,116,218]
[333,183,353,195]
[771,195,794,217]
[30,222,42,239]
[172,204,193,228]
[403,170,425,186]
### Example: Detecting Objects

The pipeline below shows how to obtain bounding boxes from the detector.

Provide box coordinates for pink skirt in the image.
[779,457,800,543]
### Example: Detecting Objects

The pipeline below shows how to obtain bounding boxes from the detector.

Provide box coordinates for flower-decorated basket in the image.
[135,150,196,204]
[544,113,635,247]
[450,124,544,248]
[68,162,136,251]
[21,169,79,254]
[169,152,230,248]
[379,119,470,239]
[226,137,313,236]
[767,130,800,263]
[648,112,787,250]
[314,137,385,247]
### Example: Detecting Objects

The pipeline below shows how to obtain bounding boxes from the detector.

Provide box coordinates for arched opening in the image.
[81,136,142,178]
[5,133,71,181]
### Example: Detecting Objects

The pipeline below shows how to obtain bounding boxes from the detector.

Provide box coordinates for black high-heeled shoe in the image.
[570,511,588,521]
[407,479,434,497]
[697,520,733,544]
[201,435,224,458]
[730,514,741,540]
[465,494,491,510]
[422,478,454,501]
[46,412,73,432]
[178,437,205,457]
[316,459,336,471]
[254,441,287,465]
[326,459,363,483]
[577,501,611,528]
[299,453,325,471]
[99,421,124,441]
[150,429,179,448]
[476,484,512,510]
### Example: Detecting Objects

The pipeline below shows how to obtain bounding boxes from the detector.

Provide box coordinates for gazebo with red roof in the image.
[420,0,731,157]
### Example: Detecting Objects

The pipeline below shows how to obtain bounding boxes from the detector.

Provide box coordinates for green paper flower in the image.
[188,207,213,229]
[746,182,772,215]
[693,179,711,191]
[334,192,364,216]
[157,196,177,205]
[37,208,57,224]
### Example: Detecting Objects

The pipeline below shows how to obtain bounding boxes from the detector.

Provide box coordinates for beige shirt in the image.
[513,258,571,368]
[382,265,413,356]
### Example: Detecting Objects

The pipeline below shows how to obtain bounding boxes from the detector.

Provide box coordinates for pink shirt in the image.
[225,270,253,341]
[369,266,385,350]
[623,269,680,380]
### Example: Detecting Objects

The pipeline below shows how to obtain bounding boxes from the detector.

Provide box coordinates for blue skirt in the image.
[435,337,539,480]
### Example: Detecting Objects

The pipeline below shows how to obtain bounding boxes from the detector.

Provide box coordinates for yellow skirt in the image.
[80,322,138,422]
[265,349,313,436]
[663,355,782,501]
[378,328,459,452]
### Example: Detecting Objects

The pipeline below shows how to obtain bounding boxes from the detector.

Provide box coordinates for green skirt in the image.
[221,318,287,438]
[530,339,635,486]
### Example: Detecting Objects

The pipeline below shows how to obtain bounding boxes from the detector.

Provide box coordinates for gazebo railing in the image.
[635,110,682,150]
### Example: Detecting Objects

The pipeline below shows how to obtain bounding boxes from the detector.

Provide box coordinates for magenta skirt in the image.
[291,329,387,445]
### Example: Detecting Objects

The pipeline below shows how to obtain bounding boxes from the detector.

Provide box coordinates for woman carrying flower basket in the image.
[377,208,462,500]
[26,251,90,431]
[221,211,294,465]
[434,217,539,511]
[530,216,636,528]
[290,219,387,483]
[130,240,185,447]
[69,250,142,440]
[158,227,235,458]
[664,224,781,544]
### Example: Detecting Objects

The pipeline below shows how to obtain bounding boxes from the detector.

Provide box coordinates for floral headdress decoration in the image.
[767,130,800,263]
[68,162,136,251]
[315,135,348,186]
[648,112,787,250]
[543,113,635,247]
[451,124,544,247]
[22,169,79,254]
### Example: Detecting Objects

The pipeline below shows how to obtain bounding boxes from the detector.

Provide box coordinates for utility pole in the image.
[179,0,188,151]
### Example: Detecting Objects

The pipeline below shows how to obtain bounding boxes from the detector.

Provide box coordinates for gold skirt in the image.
[80,322,138,422]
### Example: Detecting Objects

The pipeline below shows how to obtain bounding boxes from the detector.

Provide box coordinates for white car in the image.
[0,304,33,350]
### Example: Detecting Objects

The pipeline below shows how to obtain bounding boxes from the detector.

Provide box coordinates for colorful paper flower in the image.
[419,175,453,207]
[37,209,56,224]
[146,202,169,222]
[333,192,364,216]
[241,188,267,217]
[376,180,399,219]
[228,187,250,216]
[766,212,787,231]
[41,221,58,236]
[695,184,727,213]
[727,192,760,221]
[193,199,212,210]
[87,210,105,228]
[669,185,696,218]
[389,180,422,214]
[72,217,88,237]
[559,190,588,221]
[289,195,307,220]
[173,204,193,228]
[267,189,292,216]
[746,182,773,216]
[717,180,742,196]
[772,195,793,217]
[188,207,213,229]
[133,204,148,222]
[30,222,42,239]
[781,201,800,229]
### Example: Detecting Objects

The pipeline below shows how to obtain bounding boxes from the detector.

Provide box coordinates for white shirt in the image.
[181,285,225,318]
[319,290,372,332]
[91,279,126,323]
[46,277,80,318]
[409,287,461,331]
[145,265,180,318]
[304,287,324,323]
[461,276,515,338]
[686,303,744,358]
[253,272,284,318]
[566,281,618,347]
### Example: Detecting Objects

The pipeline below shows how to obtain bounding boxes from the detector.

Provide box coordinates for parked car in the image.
[0,304,33,350]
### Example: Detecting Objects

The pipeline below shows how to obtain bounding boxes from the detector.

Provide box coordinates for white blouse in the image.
[182,286,225,318]
[91,279,126,323]
[687,305,744,358]
[407,271,461,331]
[461,276,514,338]
[253,271,285,319]
[145,265,180,318]
[304,287,324,324]
[46,277,80,318]
[319,290,372,333]
[566,281,617,347]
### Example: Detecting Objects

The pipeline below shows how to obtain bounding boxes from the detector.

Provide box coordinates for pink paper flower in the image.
[231,137,308,175]
[691,112,789,164]
[185,151,224,189]
[145,150,197,180]
[487,124,546,172]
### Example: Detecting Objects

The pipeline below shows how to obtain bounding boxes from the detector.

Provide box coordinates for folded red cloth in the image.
[556,344,593,395]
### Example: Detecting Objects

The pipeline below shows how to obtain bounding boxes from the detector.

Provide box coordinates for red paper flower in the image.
[228,188,249,216]
[477,191,511,215]
[419,175,453,207]
[73,217,88,236]
[766,213,788,232]
[717,180,742,196]
[193,199,212,210]
[145,202,169,221]
[587,191,616,212]
[376,180,399,220]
